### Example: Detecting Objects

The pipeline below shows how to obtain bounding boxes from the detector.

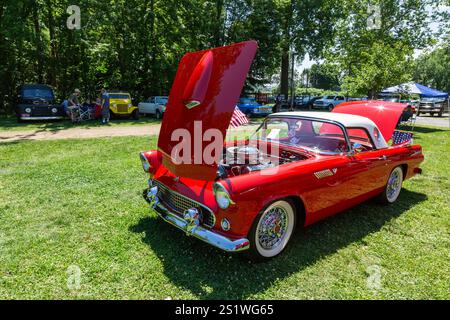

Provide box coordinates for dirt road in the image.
[0,124,162,143]
[0,123,260,143]
[1,115,447,143]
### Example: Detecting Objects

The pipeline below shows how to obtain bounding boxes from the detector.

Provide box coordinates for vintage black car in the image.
[15,84,64,121]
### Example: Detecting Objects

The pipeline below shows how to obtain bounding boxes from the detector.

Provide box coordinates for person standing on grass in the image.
[67,88,82,122]
[100,88,110,124]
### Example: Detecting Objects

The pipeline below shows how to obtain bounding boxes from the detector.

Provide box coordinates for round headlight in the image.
[25,108,31,113]
[128,103,132,107]
[213,183,234,209]
[51,108,57,113]
[113,103,117,107]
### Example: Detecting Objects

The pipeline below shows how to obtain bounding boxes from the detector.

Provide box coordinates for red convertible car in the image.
[140,41,424,260]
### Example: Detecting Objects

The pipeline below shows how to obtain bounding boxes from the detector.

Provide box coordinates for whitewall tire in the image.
[247,199,296,261]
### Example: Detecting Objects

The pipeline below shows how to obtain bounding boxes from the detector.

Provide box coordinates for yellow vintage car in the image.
[108,91,139,119]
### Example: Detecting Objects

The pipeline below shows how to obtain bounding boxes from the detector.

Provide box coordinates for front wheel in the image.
[155,109,162,120]
[378,166,403,204]
[246,199,296,261]
[328,104,334,111]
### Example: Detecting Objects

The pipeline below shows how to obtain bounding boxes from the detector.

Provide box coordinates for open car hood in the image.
[332,100,407,141]
[157,41,258,181]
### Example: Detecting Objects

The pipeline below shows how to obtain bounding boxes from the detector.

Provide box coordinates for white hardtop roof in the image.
[270,111,388,149]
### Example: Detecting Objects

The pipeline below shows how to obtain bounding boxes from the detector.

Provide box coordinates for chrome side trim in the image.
[20,116,63,120]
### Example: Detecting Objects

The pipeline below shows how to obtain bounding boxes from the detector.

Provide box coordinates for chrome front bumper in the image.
[20,116,63,120]
[143,185,250,252]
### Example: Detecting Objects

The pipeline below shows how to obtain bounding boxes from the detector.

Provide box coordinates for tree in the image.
[413,44,450,93]
[276,0,344,97]
[329,0,446,97]
[308,63,341,90]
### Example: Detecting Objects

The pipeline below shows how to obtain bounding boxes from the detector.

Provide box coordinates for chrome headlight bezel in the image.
[139,152,151,173]
[213,182,234,209]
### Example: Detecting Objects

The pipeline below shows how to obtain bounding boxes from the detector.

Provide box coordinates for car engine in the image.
[216,145,308,179]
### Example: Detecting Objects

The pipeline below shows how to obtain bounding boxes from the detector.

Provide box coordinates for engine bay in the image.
[216,145,309,179]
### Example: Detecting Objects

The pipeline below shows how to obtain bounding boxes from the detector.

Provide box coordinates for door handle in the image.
[377,155,387,160]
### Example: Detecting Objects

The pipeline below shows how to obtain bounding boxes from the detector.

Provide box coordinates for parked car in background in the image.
[417,97,446,117]
[347,96,368,102]
[237,97,272,116]
[15,84,64,122]
[313,95,346,110]
[138,96,168,119]
[109,91,139,119]
[294,95,320,108]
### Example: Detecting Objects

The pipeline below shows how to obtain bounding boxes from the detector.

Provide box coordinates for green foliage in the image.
[307,63,341,90]
[328,0,443,97]
[342,41,414,97]
[413,44,450,93]
[0,1,448,113]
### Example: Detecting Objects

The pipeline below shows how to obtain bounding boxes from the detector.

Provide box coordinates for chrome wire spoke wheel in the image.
[386,167,403,203]
[255,200,295,258]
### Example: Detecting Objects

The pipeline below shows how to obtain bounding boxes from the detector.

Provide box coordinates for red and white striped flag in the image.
[229,106,249,128]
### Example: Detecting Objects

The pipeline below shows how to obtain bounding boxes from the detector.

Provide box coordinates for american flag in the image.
[229,106,249,128]
[392,130,413,145]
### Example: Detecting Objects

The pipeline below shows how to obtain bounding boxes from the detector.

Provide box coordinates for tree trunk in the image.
[32,5,44,83]
[214,0,224,46]
[280,47,289,98]
[46,0,58,88]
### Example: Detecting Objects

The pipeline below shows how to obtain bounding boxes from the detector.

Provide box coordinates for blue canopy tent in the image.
[381,82,449,98]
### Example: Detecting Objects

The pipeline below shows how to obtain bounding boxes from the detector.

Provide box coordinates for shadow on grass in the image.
[130,188,427,299]
[411,126,449,134]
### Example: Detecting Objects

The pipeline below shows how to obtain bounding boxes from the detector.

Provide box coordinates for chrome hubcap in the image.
[387,170,401,200]
[257,206,288,250]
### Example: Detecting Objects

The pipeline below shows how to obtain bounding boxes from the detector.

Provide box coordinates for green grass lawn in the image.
[0,125,448,299]
[0,115,161,132]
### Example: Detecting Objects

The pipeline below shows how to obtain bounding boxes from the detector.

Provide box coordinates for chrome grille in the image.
[117,104,128,113]
[153,180,216,228]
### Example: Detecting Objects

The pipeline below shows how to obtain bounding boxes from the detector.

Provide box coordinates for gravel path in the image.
[0,114,447,143]
[0,123,260,143]
[415,114,449,128]
[0,124,162,143]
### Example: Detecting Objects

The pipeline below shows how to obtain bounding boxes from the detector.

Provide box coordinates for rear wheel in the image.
[247,199,296,261]
[328,104,333,111]
[378,166,403,204]
[155,109,162,120]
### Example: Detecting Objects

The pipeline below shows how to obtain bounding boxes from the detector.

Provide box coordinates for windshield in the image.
[156,97,168,104]
[240,98,257,105]
[250,117,350,154]
[109,94,130,99]
[323,95,335,100]
[22,88,54,99]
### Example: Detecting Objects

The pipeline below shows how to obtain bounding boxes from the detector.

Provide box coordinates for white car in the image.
[138,96,168,119]
[313,95,347,110]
